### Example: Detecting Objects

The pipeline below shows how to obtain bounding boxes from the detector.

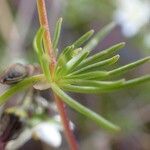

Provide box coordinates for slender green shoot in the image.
[78,42,125,69]
[0,75,44,105]
[52,18,63,51]
[51,83,120,132]
[73,30,94,48]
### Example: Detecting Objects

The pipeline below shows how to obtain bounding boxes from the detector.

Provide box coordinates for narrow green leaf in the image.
[121,75,150,88]
[108,56,150,77]
[56,45,75,68]
[67,48,82,59]
[41,54,51,81]
[33,27,45,70]
[55,45,79,78]
[65,71,109,80]
[83,22,116,52]
[73,30,94,48]
[65,79,124,87]
[78,42,125,69]
[34,27,51,81]
[62,75,150,93]
[0,75,44,105]
[71,55,120,75]
[62,50,89,74]
[61,81,125,94]
[51,83,120,132]
[61,84,114,93]
[34,27,45,56]
[52,18,63,50]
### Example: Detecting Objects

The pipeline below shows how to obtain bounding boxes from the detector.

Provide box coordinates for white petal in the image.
[32,122,62,148]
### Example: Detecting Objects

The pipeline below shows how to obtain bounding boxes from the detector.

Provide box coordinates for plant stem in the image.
[36,0,78,149]
[54,95,78,150]
[36,0,56,72]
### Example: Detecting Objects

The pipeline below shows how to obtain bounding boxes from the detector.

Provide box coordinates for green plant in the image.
[0,19,149,148]
[0,0,150,149]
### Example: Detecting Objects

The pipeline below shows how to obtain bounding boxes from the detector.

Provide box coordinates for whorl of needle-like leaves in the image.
[0,18,150,132]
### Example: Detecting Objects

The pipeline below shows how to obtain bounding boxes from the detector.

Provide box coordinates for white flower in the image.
[32,122,62,148]
[6,122,62,150]
[6,114,75,149]
[114,0,150,37]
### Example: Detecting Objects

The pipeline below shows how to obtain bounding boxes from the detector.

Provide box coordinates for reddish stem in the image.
[54,95,78,150]
[36,0,78,149]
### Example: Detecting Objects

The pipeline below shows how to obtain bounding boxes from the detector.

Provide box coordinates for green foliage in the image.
[73,29,94,48]
[52,18,63,51]
[33,28,51,81]
[0,18,150,132]
[0,75,44,105]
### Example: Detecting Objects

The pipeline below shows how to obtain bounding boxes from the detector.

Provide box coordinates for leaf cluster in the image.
[0,18,150,132]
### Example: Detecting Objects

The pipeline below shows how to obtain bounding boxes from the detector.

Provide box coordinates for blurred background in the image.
[0,0,150,149]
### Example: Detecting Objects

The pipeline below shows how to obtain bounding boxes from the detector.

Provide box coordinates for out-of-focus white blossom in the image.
[114,0,150,37]
[6,114,75,149]
[6,121,62,149]
[32,122,62,148]
[6,117,63,149]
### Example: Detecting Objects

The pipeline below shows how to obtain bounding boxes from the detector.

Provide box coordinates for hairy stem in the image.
[36,0,78,149]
